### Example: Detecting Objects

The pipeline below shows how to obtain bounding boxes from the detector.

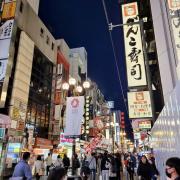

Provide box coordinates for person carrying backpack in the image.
[80,156,91,179]
[87,153,96,180]
[72,153,80,175]
[101,151,111,180]
[63,154,70,172]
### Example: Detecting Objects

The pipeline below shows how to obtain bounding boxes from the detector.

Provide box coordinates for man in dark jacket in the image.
[63,154,70,172]
[115,153,122,180]
[101,151,110,180]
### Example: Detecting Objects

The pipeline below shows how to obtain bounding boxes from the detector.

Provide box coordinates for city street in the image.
[0,0,180,179]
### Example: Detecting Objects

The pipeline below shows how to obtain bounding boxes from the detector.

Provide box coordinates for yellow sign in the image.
[2,2,16,20]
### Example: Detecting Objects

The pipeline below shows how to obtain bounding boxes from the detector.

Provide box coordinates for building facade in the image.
[150,0,180,179]
[0,0,57,177]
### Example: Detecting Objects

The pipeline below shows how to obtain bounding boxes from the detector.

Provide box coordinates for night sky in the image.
[39,0,133,136]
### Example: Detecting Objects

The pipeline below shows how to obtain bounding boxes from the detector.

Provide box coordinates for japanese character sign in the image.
[128,91,152,118]
[168,0,180,64]
[122,2,147,87]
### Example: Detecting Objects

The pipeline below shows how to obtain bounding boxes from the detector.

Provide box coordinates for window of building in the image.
[40,28,44,37]
[20,1,24,13]
[51,42,54,50]
[78,66,81,76]
[46,36,50,45]
[27,47,53,138]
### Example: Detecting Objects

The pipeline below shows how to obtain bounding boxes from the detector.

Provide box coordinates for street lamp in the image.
[76,85,83,94]
[62,82,69,91]
[83,81,91,89]
[61,78,91,175]
[68,77,76,86]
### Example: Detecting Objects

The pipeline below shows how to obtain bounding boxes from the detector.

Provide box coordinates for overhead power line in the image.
[101,0,128,114]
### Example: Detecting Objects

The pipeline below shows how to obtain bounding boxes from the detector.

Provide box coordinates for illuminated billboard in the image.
[122,2,147,87]
[128,91,152,118]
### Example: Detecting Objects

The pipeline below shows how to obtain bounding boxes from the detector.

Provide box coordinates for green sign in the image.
[0,128,5,139]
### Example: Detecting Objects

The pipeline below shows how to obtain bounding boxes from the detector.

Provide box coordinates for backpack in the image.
[74,159,80,169]
[81,159,91,176]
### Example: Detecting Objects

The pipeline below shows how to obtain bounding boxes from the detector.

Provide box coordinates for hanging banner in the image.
[0,20,14,40]
[128,91,152,118]
[167,0,180,64]
[64,96,84,137]
[2,1,16,20]
[0,20,14,105]
[122,2,147,87]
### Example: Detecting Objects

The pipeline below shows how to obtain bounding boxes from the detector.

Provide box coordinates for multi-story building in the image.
[69,47,87,82]
[149,0,180,179]
[0,0,57,177]
[121,0,180,178]
[53,39,70,141]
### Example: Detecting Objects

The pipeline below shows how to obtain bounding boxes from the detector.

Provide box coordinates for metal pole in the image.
[109,20,156,122]
[72,137,76,175]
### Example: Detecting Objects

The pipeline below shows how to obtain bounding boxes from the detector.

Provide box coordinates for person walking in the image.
[45,153,52,176]
[34,155,45,180]
[63,154,70,172]
[109,154,117,180]
[12,152,32,180]
[126,155,135,180]
[87,153,96,180]
[54,155,63,167]
[166,157,180,180]
[81,155,91,180]
[97,154,102,177]
[147,153,159,180]
[115,153,122,180]
[101,151,110,180]
[47,167,67,180]
[72,153,80,175]
[137,155,153,180]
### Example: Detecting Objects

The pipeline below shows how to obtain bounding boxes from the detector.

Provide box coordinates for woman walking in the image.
[34,155,45,180]
[137,155,153,180]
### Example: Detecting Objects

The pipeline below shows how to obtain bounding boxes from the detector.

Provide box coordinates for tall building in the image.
[149,0,180,178]
[27,0,40,14]
[69,47,87,82]
[0,0,57,177]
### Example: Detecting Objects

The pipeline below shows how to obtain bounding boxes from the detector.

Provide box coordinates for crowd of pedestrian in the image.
[10,151,180,180]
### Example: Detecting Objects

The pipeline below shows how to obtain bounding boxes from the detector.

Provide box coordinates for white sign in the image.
[64,96,84,137]
[0,20,14,40]
[138,120,151,129]
[106,101,114,109]
[0,39,11,59]
[168,0,180,64]
[128,91,152,118]
[4,0,16,3]
[0,59,8,81]
[134,132,140,140]
[122,2,147,87]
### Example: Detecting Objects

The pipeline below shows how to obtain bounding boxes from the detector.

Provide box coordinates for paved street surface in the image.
[33,170,139,180]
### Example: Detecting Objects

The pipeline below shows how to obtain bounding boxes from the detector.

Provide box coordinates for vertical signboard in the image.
[64,96,84,137]
[0,20,14,104]
[167,0,180,64]
[122,2,147,87]
[128,91,152,118]
[2,1,16,20]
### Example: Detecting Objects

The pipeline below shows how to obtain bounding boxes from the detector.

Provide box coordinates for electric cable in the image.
[101,0,129,114]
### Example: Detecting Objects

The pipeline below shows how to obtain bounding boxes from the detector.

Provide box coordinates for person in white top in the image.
[34,155,45,180]
[54,155,63,167]
[45,153,52,175]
